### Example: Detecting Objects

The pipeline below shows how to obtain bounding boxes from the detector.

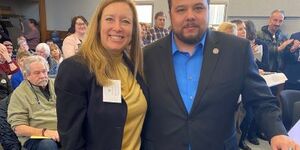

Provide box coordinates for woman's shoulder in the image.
[60,55,87,71]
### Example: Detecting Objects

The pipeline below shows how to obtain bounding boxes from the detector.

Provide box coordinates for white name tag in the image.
[103,80,122,103]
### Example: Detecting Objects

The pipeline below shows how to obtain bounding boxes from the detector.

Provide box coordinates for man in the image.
[7,55,59,150]
[282,32,300,90]
[146,11,169,44]
[257,9,292,72]
[142,0,300,149]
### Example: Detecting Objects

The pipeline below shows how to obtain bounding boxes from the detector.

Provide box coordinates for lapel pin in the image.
[212,48,219,54]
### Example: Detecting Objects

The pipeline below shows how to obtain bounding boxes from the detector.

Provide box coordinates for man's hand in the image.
[290,40,300,53]
[278,39,294,52]
[44,129,60,142]
[270,135,300,150]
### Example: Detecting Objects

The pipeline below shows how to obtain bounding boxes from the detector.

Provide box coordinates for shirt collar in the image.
[171,31,207,55]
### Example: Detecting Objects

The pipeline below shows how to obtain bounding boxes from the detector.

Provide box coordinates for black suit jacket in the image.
[55,54,148,150]
[142,31,286,150]
[283,32,300,84]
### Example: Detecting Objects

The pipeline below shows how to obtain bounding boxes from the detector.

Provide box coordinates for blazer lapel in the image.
[190,31,221,115]
[158,36,189,115]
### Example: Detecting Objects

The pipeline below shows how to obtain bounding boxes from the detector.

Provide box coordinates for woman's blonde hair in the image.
[218,22,237,36]
[79,0,143,86]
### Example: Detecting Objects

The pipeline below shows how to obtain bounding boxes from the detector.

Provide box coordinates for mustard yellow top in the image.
[112,54,147,150]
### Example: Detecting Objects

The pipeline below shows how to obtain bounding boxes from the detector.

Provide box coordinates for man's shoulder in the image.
[143,35,171,54]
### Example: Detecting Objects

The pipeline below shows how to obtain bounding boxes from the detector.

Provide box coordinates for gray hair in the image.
[35,43,50,58]
[23,55,49,77]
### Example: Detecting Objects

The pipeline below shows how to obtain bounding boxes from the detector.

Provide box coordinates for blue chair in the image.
[279,90,300,130]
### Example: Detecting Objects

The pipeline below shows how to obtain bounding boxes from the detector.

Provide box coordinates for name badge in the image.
[103,80,121,103]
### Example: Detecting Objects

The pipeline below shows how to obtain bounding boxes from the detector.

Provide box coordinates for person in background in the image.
[257,9,292,72]
[231,19,247,39]
[0,42,19,76]
[11,51,31,89]
[62,16,88,59]
[217,22,237,35]
[35,43,57,77]
[7,55,59,150]
[23,19,40,51]
[55,0,148,149]
[282,32,300,90]
[142,0,300,149]
[49,43,63,65]
[245,20,269,72]
[146,11,169,43]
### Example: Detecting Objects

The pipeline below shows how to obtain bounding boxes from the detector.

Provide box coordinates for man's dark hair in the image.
[168,0,210,10]
[154,11,166,20]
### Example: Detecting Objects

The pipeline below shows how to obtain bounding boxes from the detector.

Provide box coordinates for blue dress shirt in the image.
[172,32,206,113]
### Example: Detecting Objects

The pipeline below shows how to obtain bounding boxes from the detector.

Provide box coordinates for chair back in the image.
[279,90,300,130]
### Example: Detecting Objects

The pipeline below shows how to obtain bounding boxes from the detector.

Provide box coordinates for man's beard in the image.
[173,22,204,45]
[37,79,48,87]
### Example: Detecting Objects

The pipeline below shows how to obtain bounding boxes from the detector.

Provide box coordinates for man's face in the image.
[155,16,166,29]
[26,62,48,87]
[169,0,209,44]
[268,12,284,33]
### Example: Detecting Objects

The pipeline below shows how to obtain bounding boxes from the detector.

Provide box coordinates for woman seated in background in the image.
[49,43,63,65]
[62,16,88,59]
[217,22,237,35]
[55,0,148,149]
[10,51,31,89]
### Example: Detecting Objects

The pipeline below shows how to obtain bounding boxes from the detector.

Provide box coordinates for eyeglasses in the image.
[76,22,86,26]
[4,44,13,47]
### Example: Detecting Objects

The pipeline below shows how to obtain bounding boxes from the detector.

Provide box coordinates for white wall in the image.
[45,0,99,31]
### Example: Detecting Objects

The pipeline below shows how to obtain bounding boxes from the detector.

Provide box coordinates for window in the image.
[209,4,227,26]
[135,3,153,24]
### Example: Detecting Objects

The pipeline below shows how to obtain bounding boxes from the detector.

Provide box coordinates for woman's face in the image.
[50,46,60,58]
[100,2,133,54]
[237,23,247,39]
[75,18,87,35]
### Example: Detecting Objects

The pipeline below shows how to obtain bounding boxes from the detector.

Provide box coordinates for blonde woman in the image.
[55,0,148,149]
[217,22,237,35]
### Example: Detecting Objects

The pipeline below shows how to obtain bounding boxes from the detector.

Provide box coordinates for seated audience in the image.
[49,43,63,65]
[0,42,19,75]
[35,43,58,77]
[62,16,88,58]
[11,51,31,89]
[7,55,59,150]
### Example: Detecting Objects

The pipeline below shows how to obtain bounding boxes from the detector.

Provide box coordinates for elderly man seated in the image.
[7,55,59,150]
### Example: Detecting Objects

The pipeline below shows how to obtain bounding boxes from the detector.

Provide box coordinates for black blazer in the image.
[55,54,148,150]
[142,31,286,150]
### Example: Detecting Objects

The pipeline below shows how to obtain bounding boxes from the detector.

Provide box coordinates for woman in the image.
[49,43,63,65]
[62,16,88,58]
[217,22,237,35]
[55,0,148,149]
[231,19,247,39]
